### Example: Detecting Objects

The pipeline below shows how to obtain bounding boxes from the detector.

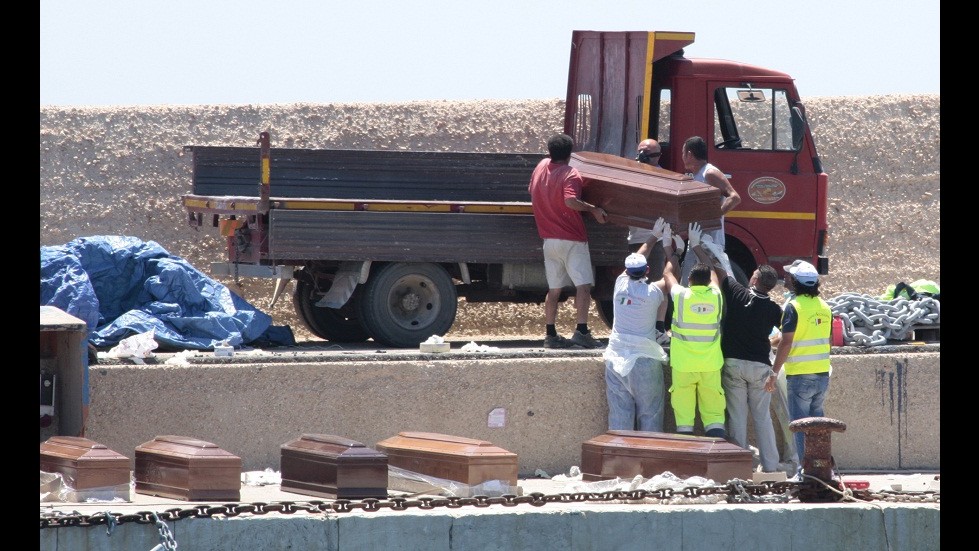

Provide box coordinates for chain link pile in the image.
[827,293,940,346]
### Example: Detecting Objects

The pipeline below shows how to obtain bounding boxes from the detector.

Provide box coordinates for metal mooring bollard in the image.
[789,416,847,502]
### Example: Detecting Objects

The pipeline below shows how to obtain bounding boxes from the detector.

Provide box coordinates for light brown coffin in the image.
[40,436,131,490]
[570,151,723,231]
[581,430,753,483]
[280,434,388,499]
[375,432,518,486]
[134,435,241,501]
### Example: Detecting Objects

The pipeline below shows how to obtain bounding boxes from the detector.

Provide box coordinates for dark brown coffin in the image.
[581,430,752,483]
[134,435,241,501]
[570,151,723,231]
[40,436,131,490]
[280,434,388,499]
[375,432,518,486]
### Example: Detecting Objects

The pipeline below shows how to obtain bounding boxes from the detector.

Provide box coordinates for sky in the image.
[40,1,939,107]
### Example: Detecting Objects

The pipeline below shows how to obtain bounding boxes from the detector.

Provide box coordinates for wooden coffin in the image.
[134,435,241,501]
[375,432,518,486]
[570,151,722,231]
[581,430,752,483]
[280,434,388,499]
[40,436,131,490]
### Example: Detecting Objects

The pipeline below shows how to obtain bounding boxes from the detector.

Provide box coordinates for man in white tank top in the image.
[679,136,741,284]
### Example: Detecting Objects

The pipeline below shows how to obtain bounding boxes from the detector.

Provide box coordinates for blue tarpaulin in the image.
[40,236,294,350]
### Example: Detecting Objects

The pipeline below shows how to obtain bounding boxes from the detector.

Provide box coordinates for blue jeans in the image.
[605,356,665,432]
[786,373,830,459]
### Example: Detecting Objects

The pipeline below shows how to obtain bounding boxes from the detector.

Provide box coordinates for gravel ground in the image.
[39,95,940,341]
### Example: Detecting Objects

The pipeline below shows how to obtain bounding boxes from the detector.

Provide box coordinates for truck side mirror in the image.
[791,106,805,152]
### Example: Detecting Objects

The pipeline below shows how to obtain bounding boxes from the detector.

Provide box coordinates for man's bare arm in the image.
[706,168,741,215]
[565,197,608,223]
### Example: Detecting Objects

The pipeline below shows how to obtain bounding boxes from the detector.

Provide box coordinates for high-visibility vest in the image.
[785,295,832,375]
[670,285,723,372]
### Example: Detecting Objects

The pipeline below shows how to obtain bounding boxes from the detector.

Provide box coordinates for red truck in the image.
[182,30,828,347]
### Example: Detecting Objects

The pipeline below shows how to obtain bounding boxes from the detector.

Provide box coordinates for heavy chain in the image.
[40,480,938,529]
[149,511,178,551]
[827,293,940,346]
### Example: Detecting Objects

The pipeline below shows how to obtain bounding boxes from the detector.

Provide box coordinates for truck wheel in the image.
[293,274,371,343]
[730,261,750,286]
[358,262,457,348]
[596,299,614,330]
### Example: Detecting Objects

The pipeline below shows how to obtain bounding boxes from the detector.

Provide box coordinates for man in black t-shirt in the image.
[690,239,783,473]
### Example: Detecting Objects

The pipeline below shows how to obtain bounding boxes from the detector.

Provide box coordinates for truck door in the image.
[703,82,824,269]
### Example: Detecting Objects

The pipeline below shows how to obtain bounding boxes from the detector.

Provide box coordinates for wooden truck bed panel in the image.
[187,146,544,202]
[267,210,630,265]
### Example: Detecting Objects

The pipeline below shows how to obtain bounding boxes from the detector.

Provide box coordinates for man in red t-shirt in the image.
[528,133,609,348]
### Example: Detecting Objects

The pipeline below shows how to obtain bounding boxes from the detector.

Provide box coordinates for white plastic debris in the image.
[164,350,195,366]
[460,341,501,353]
[105,330,158,361]
[241,468,281,486]
[214,340,234,357]
[551,465,583,482]
[420,335,450,353]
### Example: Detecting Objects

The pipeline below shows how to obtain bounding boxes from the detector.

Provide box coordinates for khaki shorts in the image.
[543,239,594,289]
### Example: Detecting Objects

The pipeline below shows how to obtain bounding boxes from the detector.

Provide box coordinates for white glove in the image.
[688,222,702,248]
[701,234,733,276]
[672,234,685,255]
[660,223,672,246]
[650,217,666,239]
[701,233,717,252]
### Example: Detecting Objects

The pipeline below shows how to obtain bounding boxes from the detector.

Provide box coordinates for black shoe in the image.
[570,330,603,349]
[544,335,574,349]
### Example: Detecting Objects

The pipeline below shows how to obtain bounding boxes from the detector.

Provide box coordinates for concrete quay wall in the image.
[83,349,939,474]
[40,503,941,551]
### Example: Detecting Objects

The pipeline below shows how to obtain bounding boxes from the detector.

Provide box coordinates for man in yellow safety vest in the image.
[663,222,726,438]
[770,260,832,461]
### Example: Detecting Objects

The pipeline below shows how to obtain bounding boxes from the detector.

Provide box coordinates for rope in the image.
[826,294,940,346]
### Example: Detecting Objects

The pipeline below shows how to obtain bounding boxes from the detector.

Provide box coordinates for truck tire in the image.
[596,299,614,330]
[293,273,371,343]
[358,262,457,348]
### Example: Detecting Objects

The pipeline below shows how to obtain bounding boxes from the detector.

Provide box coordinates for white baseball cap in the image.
[624,253,648,276]
[784,260,819,286]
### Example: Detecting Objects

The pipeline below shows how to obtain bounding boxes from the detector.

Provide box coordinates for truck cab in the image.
[565,31,829,283]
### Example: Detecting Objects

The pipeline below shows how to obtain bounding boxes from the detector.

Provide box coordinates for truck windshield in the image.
[713,87,795,151]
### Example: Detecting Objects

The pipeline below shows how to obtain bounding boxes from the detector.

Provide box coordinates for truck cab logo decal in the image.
[747,177,786,205]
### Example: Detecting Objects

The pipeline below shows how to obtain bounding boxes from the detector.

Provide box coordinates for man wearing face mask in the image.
[628,139,670,344]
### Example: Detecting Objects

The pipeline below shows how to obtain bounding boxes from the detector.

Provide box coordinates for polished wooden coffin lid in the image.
[135,435,242,463]
[376,432,518,486]
[281,433,388,461]
[377,432,516,459]
[581,430,753,482]
[280,434,388,499]
[40,436,131,489]
[570,151,723,231]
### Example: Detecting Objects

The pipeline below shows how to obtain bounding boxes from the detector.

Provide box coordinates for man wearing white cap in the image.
[770,260,833,461]
[602,217,681,431]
